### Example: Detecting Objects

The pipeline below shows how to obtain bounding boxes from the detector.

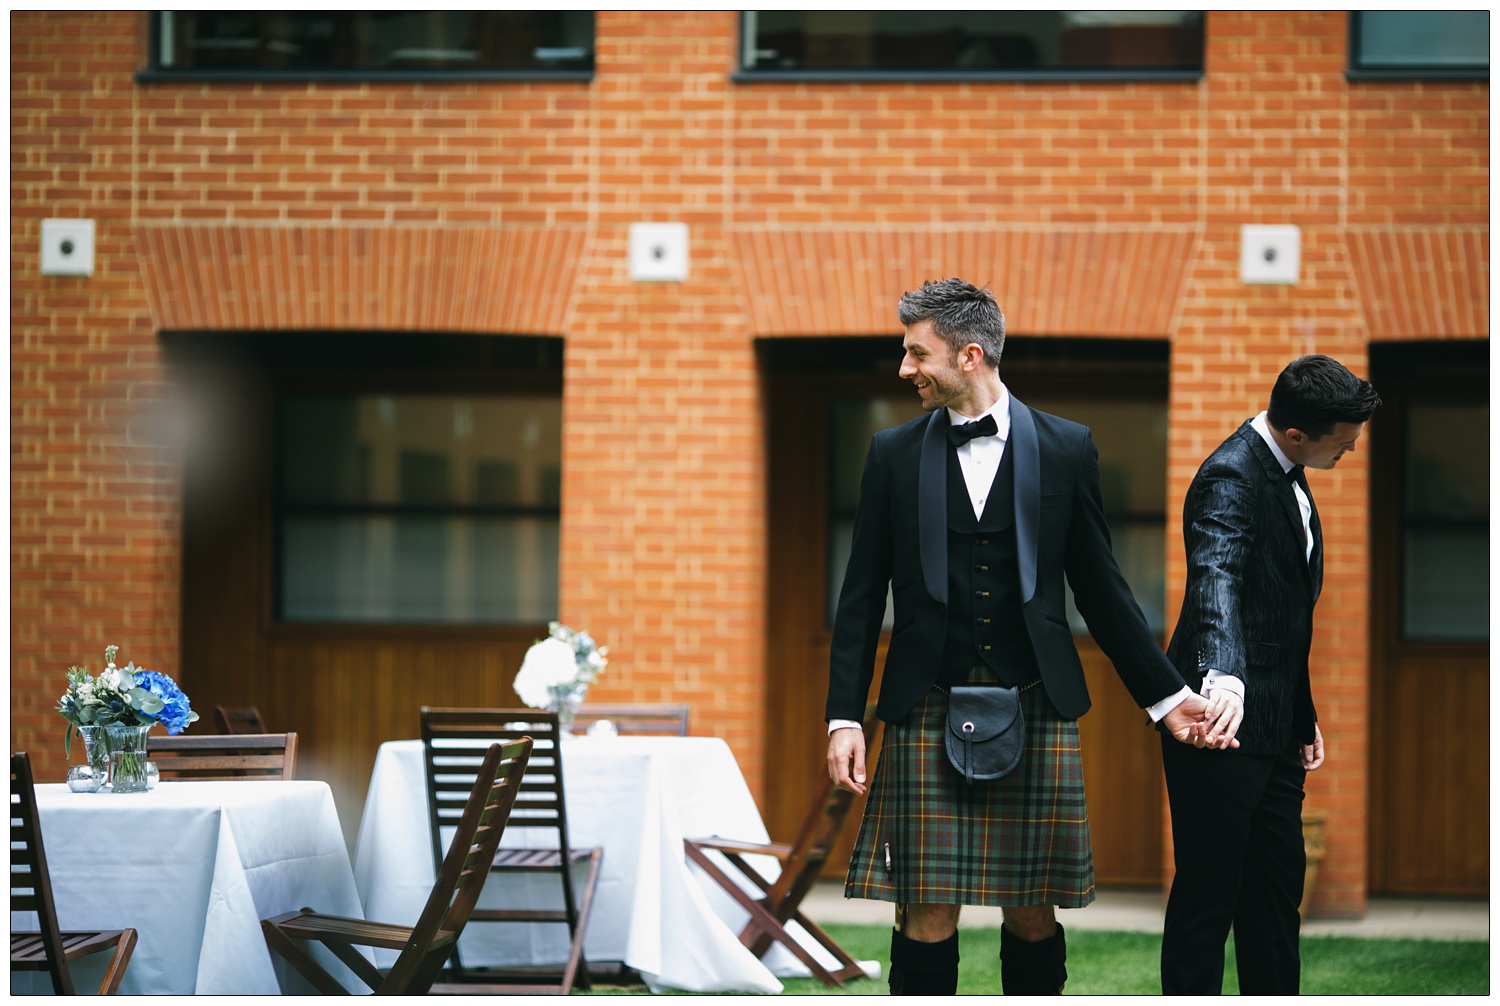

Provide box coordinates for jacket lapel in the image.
[918,409,948,605]
[1243,424,1313,591]
[1010,397,1040,604]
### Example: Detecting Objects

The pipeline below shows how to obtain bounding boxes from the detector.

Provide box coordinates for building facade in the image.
[11,11,1488,915]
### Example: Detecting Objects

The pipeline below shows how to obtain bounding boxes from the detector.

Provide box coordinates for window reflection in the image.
[1402,403,1488,641]
[278,395,561,623]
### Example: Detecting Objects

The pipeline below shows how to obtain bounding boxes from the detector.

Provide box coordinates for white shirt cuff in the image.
[1202,669,1245,700]
[828,719,862,735]
[1146,686,1193,723]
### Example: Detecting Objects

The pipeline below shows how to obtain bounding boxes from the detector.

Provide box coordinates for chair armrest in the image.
[685,837,795,859]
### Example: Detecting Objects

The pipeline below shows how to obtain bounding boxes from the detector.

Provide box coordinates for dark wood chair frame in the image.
[11,752,140,995]
[683,713,880,987]
[262,739,533,995]
[148,732,299,781]
[213,704,267,735]
[421,707,604,995]
[570,702,691,736]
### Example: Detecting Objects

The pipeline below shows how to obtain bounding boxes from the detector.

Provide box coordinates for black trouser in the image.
[1160,739,1307,994]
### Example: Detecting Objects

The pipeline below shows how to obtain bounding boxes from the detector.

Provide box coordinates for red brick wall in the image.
[10,11,1486,916]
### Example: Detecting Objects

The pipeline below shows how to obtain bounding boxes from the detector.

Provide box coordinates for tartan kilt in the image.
[845,679,1096,908]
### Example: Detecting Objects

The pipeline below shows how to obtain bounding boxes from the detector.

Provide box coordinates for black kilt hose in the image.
[845,678,1096,909]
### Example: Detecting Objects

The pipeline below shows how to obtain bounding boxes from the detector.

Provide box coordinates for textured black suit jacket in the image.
[1165,420,1322,754]
[826,397,1185,726]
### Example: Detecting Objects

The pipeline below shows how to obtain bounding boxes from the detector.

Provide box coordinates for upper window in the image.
[147,11,594,80]
[1349,11,1489,80]
[739,10,1204,80]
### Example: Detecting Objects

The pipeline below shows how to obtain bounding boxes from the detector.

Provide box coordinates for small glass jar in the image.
[66,765,102,793]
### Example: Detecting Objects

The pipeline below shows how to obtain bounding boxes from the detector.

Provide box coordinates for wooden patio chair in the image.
[262,739,532,994]
[570,702,691,736]
[420,707,604,995]
[683,711,880,987]
[149,732,298,781]
[213,704,267,735]
[11,752,139,995]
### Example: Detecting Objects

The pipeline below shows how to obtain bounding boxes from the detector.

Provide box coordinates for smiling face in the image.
[1284,421,1365,470]
[898,320,969,413]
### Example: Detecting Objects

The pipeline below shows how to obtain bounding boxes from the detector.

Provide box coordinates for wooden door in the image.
[762,340,1170,885]
[1369,344,1489,896]
[175,333,562,849]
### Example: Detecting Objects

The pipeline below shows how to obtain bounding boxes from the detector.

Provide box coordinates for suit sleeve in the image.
[1063,431,1187,708]
[1179,459,1259,685]
[825,434,892,723]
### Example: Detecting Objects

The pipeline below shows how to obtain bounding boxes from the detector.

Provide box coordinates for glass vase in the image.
[105,723,153,793]
[78,724,111,783]
[546,681,589,735]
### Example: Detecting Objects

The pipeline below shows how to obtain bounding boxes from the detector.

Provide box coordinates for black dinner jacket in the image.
[826,396,1186,726]
[1164,420,1321,754]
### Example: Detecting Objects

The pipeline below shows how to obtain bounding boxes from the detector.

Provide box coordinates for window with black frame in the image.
[740,10,1203,78]
[1348,11,1489,79]
[148,10,594,78]
[277,393,562,624]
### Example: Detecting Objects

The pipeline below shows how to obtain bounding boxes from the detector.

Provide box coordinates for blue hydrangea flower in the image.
[131,670,198,734]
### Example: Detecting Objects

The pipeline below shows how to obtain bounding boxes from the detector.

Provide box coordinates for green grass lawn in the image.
[584,925,1489,995]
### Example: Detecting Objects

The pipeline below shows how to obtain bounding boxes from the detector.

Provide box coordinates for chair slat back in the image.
[420,708,571,871]
[213,704,267,735]
[571,702,690,736]
[149,733,298,781]
[385,738,532,993]
[11,752,74,994]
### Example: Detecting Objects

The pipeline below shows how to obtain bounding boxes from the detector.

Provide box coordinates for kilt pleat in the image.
[845,680,1096,908]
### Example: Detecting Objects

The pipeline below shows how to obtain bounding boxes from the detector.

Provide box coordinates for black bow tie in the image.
[1286,464,1305,485]
[948,413,998,447]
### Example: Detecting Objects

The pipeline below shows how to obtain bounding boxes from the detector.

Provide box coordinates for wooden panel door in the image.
[1369,346,1489,896]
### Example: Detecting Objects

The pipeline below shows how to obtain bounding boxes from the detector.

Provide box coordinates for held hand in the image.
[1301,724,1325,771]
[1163,692,1241,750]
[827,726,868,795]
[1201,685,1244,750]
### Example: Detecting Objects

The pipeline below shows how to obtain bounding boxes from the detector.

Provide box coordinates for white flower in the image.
[513,637,582,709]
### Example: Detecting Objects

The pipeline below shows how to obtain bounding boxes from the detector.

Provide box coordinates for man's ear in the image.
[959,343,984,371]
[1284,427,1308,446]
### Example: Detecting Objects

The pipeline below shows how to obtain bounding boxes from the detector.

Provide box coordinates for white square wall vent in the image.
[1240,224,1300,284]
[40,218,96,276]
[629,222,689,282]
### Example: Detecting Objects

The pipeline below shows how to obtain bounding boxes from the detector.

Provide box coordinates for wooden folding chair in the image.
[149,732,298,781]
[213,704,267,735]
[683,712,880,987]
[421,707,604,995]
[262,739,532,994]
[11,752,139,995]
[570,702,691,736]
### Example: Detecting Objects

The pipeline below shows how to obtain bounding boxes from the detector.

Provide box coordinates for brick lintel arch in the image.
[1346,228,1490,341]
[133,225,587,335]
[732,228,1198,338]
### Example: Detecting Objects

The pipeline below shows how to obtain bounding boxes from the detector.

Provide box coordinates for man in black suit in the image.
[825,278,1236,996]
[1160,355,1380,994]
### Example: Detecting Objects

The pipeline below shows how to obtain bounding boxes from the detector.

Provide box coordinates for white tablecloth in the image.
[11,780,365,995]
[353,736,861,994]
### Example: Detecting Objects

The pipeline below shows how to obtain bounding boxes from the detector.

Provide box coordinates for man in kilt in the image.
[826,278,1239,995]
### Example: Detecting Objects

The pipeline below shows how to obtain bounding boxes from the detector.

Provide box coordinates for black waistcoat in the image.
[938,441,1041,687]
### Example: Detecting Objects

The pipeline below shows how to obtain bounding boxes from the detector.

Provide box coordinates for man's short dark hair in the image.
[897,278,1006,369]
[1267,355,1381,438]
